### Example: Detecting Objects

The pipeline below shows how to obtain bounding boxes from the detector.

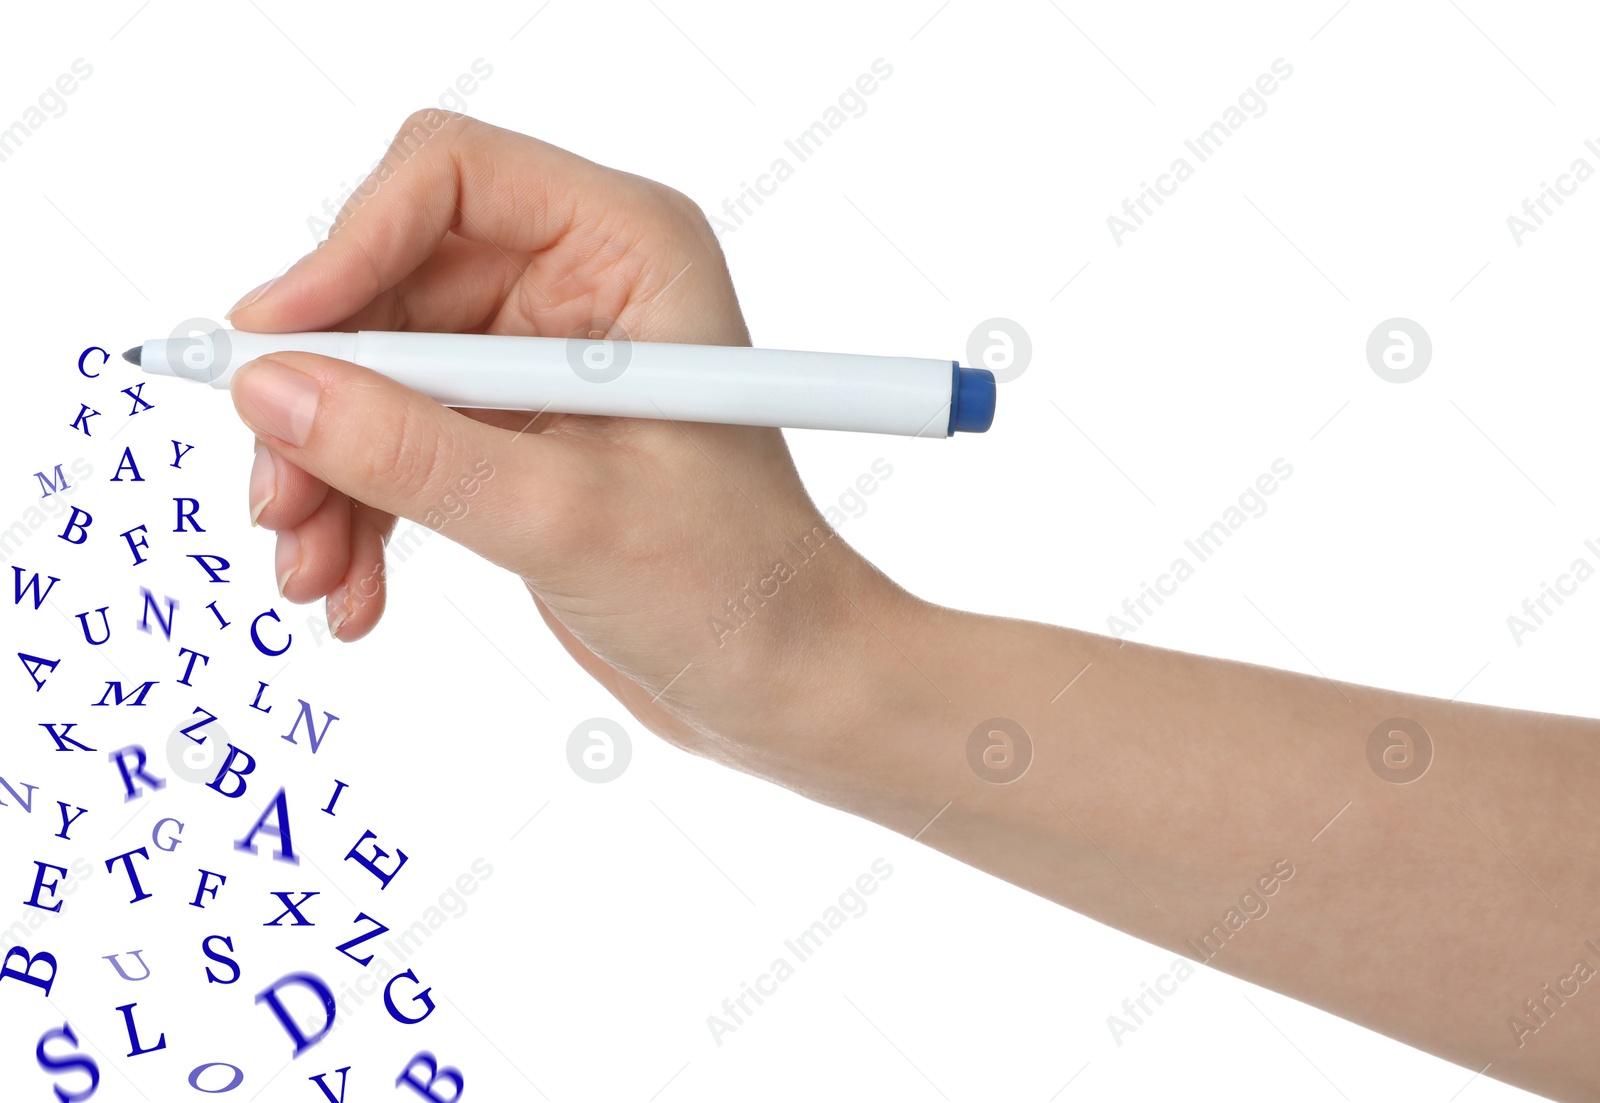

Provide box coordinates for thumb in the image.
[230,351,568,569]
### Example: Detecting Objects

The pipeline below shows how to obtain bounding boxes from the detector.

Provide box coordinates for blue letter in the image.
[35,1022,99,1101]
[255,973,336,1056]
[395,1053,464,1101]
[344,830,408,889]
[384,970,436,1025]
[236,788,296,864]
[206,745,256,798]
[24,861,67,913]
[109,745,165,801]
[105,848,153,904]
[114,1002,166,1056]
[192,869,226,909]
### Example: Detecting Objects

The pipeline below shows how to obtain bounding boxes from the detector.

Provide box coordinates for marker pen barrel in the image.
[128,329,997,438]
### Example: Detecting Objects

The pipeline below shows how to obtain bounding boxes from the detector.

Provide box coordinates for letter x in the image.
[264,891,320,927]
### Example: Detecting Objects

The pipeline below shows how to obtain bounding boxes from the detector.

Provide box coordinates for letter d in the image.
[255,972,335,1056]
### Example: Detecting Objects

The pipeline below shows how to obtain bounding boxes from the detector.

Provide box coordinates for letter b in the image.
[59,507,92,545]
[206,744,256,798]
[2,945,59,996]
[396,1052,464,1101]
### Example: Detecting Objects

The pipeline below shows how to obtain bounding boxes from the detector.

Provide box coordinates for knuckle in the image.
[656,182,708,226]
[388,109,469,163]
[657,185,725,255]
[529,462,604,563]
[355,398,445,506]
[398,107,456,137]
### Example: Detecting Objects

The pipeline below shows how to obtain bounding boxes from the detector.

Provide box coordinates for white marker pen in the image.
[124,329,996,438]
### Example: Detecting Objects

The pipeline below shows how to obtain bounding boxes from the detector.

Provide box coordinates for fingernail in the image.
[226,276,279,319]
[275,529,300,597]
[249,440,275,526]
[327,585,352,640]
[234,358,319,447]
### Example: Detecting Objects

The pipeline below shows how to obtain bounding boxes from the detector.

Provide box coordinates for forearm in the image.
[787,592,1600,1101]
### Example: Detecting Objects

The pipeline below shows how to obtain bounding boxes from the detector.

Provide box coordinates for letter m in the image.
[94,680,158,707]
[33,465,69,498]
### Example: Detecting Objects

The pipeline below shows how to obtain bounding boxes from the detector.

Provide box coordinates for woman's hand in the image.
[229,111,909,772]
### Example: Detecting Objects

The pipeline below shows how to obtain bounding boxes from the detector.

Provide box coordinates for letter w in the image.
[11,567,60,610]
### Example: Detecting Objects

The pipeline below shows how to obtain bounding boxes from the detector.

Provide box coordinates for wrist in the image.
[753,564,961,818]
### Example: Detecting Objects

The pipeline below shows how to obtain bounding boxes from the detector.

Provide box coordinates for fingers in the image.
[321,233,518,335]
[261,468,396,640]
[228,112,616,333]
[326,505,391,642]
[230,350,573,570]
[250,438,329,530]
[275,486,351,603]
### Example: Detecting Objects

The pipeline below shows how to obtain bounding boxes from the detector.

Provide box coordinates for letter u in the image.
[103,949,151,982]
[77,606,111,645]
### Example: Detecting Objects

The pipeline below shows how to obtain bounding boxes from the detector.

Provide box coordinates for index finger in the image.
[227,111,615,333]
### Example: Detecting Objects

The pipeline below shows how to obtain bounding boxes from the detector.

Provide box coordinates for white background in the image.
[1,1,1596,1100]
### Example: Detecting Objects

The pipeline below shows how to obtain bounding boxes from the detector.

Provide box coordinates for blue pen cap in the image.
[949,363,997,434]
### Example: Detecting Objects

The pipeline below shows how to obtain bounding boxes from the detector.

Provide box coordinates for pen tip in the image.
[121,345,142,366]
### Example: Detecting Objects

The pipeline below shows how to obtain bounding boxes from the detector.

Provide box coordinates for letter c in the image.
[250,610,291,657]
[78,347,109,379]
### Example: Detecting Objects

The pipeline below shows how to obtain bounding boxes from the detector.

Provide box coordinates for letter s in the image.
[202,935,240,985]
[36,1022,100,1102]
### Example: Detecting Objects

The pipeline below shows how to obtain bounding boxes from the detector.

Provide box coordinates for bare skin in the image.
[230,110,1600,1102]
